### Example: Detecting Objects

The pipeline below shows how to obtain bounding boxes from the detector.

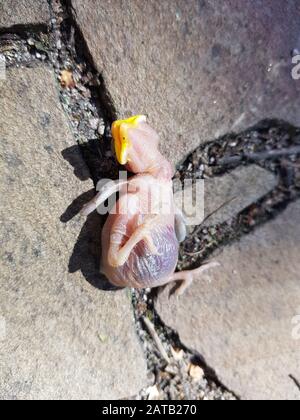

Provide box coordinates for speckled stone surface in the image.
[174,165,277,227]
[157,200,300,400]
[0,0,50,30]
[0,66,146,400]
[71,0,300,164]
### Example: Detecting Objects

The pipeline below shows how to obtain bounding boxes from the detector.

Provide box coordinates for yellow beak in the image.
[111,115,146,164]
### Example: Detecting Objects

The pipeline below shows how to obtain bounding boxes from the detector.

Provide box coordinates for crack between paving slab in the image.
[133,296,241,400]
[61,0,117,124]
[0,25,51,68]
[46,0,121,184]
[289,375,300,393]
[177,120,300,271]
[0,23,49,37]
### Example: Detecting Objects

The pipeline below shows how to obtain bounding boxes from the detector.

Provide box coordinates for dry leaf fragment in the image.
[98,333,108,343]
[170,346,184,361]
[188,363,204,381]
[146,385,161,400]
[60,70,75,89]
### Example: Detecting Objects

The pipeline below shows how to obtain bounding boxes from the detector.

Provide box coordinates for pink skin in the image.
[82,121,219,295]
[123,121,174,180]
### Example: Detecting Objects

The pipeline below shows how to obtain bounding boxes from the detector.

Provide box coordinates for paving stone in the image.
[0,66,146,400]
[174,165,277,226]
[156,200,300,400]
[203,165,277,226]
[71,0,300,164]
[0,0,50,31]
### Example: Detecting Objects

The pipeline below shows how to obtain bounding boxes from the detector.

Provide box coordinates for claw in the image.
[168,261,221,297]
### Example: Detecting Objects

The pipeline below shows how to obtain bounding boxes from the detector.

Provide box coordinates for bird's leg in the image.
[108,214,161,267]
[168,261,220,297]
[143,233,159,255]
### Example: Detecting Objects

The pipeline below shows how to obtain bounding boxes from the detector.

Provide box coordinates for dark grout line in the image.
[151,304,241,399]
[61,0,117,125]
[289,375,300,393]
[47,0,120,184]
[0,23,49,37]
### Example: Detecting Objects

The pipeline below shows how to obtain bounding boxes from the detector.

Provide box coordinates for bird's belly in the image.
[102,224,179,288]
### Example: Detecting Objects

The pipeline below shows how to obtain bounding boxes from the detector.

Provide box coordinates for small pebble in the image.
[98,121,106,135]
[89,117,99,130]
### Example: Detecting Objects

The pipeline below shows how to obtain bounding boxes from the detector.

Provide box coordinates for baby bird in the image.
[82,115,218,295]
